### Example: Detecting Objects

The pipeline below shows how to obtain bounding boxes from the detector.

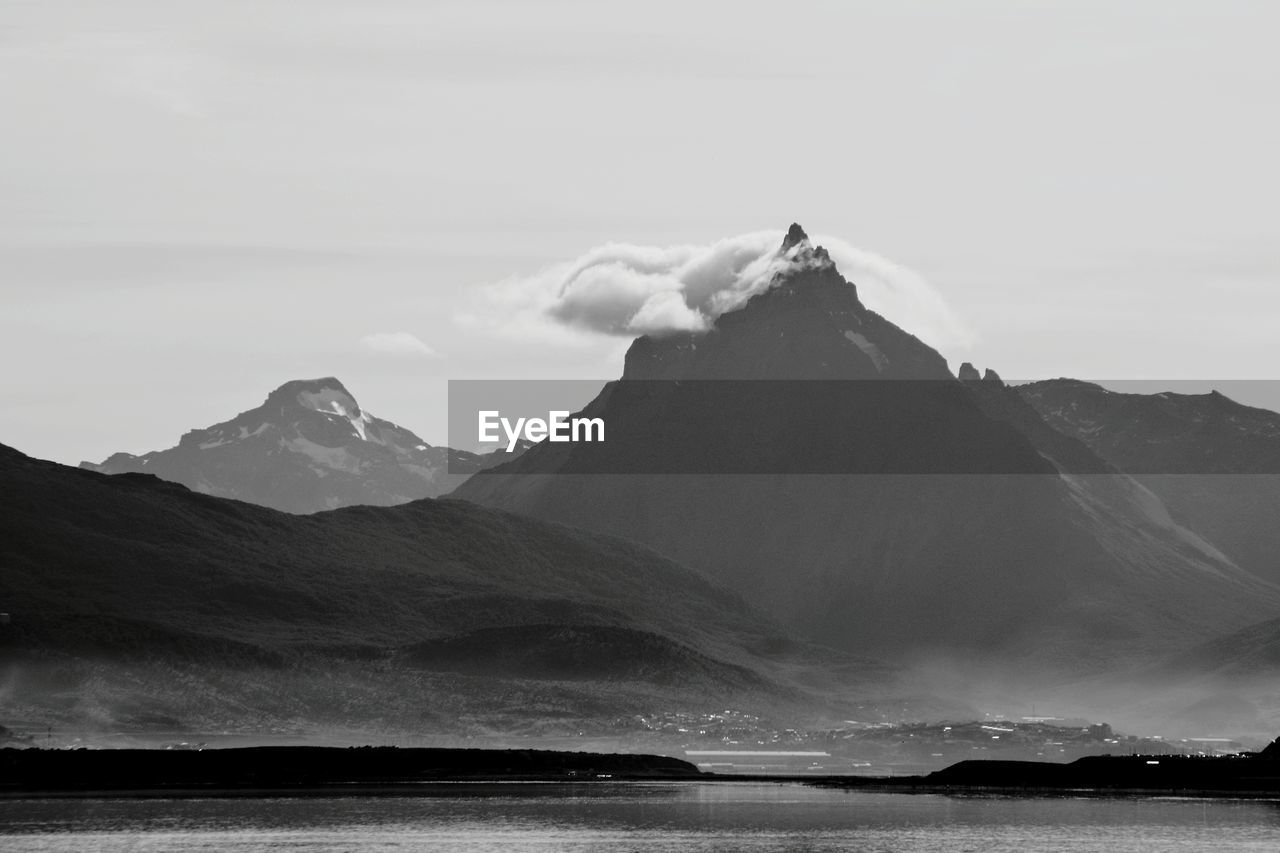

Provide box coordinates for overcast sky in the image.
[3,0,1279,464]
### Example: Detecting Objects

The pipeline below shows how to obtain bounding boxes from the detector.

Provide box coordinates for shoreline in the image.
[5,778,1280,802]
[5,746,1280,801]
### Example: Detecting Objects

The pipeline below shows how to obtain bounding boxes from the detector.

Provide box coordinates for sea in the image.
[2,782,1279,851]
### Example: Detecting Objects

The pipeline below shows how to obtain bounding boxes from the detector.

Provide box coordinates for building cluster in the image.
[616,711,1246,774]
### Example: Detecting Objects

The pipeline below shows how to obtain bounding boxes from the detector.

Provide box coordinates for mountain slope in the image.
[0,441,890,736]
[1158,616,1280,681]
[1018,379,1280,583]
[81,378,509,514]
[453,226,1280,675]
[1074,615,1280,739]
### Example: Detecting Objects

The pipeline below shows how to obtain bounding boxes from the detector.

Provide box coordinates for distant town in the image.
[618,710,1247,775]
[4,710,1248,777]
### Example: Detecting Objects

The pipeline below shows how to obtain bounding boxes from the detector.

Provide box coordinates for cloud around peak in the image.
[461,230,976,351]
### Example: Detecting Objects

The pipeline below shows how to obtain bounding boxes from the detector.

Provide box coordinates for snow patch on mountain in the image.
[297,386,359,413]
[843,330,890,373]
[298,386,372,441]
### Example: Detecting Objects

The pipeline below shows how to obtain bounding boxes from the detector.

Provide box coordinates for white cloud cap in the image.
[467,230,976,351]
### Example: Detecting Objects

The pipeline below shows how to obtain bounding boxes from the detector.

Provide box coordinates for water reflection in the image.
[2,783,1279,852]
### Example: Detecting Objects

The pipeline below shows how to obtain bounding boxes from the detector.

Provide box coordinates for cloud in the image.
[464,230,976,351]
[360,331,437,357]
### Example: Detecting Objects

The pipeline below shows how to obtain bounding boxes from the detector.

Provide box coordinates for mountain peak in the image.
[264,377,359,413]
[267,376,351,398]
[776,223,833,271]
[780,222,810,252]
[959,364,1005,385]
[84,376,491,513]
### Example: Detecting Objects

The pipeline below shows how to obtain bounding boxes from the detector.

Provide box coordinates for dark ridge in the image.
[1,437,885,736]
[0,747,702,792]
[400,623,767,688]
[914,751,1280,795]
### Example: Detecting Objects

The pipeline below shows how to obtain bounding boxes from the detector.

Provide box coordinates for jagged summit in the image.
[959,364,1006,385]
[621,228,951,381]
[777,222,832,268]
[781,222,810,251]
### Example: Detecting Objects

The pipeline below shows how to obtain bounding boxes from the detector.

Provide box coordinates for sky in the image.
[2,0,1279,464]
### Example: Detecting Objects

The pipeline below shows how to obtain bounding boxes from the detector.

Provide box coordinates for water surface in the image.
[3,782,1279,851]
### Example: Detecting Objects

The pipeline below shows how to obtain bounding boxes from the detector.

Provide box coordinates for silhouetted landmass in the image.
[6,743,1280,798]
[900,745,1280,796]
[0,747,700,793]
[803,736,1280,795]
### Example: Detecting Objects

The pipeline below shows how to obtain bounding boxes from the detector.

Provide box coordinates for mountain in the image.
[1017,379,1280,476]
[1018,379,1280,584]
[81,378,511,514]
[957,366,1115,475]
[453,225,1280,677]
[0,441,894,738]
[1080,614,1280,739]
[623,223,952,382]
